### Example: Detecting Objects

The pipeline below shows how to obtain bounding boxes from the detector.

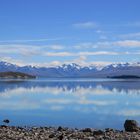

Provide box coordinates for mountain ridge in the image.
[0,61,140,78]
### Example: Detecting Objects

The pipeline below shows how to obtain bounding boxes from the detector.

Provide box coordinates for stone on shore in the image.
[82,128,93,133]
[0,120,139,139]
[124,120,139,132]
[3,119,10,124]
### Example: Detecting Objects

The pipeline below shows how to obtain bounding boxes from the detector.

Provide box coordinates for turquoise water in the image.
[0,78,140,129]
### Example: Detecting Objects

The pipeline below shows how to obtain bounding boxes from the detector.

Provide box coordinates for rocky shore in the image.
[0,120,140,140]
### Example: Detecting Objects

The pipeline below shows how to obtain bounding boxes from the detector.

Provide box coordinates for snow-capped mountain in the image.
[0,61,140,77]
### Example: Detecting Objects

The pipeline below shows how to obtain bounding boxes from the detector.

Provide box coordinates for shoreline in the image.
[0,120,140,140]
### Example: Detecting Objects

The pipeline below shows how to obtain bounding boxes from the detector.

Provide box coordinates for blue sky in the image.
[0,0,140,66]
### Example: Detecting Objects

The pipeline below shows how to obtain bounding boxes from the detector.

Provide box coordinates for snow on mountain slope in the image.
[0,61,140,77]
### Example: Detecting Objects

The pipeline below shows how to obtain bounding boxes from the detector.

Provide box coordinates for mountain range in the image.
[0,61,140,78]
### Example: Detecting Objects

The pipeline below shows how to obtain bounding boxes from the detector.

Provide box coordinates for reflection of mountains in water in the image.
[0,80,140,94]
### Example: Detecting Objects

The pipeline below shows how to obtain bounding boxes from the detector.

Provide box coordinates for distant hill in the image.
[0,61,140,78]
[0,71,36,79]
[108,75,140,79]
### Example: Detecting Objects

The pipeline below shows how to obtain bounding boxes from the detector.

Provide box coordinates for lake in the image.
[0,78,140,130]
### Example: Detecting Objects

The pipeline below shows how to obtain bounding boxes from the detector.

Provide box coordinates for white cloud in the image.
[44,51,119,57]
[0,55,112,67]
[0,44,65,57]
[45,58,112,67]
[0,44,41,56]
[87,61,112,67]
[91,40,140,48]
[0,37,64,43]
[74,42,98,49]
[0,41,140,67]
[73,21,97,29]
[78,55,87,61]
[78,51,118,55]
[46,61,62,66]
[99,35,108,40]
[126,21,140,27]
[76,40,140,49]
[113,40,140,47]
[0,56,28,66]
[48,59,112,68]
[48,45,64,50]
[45,52,73,57]
[96,30,103,34]
[120,32,140,39]
[1,40,140,59]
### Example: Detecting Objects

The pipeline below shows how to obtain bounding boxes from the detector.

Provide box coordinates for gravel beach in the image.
[0,120,140,140]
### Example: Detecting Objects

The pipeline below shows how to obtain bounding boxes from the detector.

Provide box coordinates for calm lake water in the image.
[0,78,140,130]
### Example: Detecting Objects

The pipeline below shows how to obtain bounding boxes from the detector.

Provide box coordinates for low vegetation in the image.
[107,75,140,79]
[0,71,36,79]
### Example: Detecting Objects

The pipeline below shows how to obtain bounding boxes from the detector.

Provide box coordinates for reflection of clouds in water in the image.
[0,87,115,103]
[49,105,64,111]
[134,102,140,106]
[79,99,117,106]
[74,106,140,117]
[0,81,140,98]
[0,93,140,118]
[0,86,115,99]
[74,106,97,113]
[0,85,119,111]
[0,100,40,110]
[43,98,117,106]
[0,87,66,98]
[72,86,113,96]
[0,81,139,119]
[0,85,118,111]
[116,109,140,116]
